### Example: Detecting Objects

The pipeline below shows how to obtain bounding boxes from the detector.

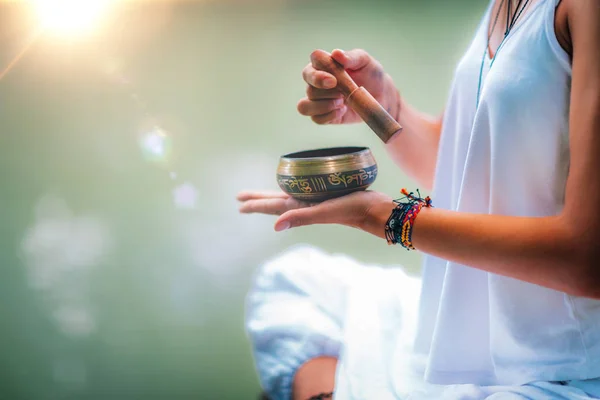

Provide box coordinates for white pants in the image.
[245,245,600,400]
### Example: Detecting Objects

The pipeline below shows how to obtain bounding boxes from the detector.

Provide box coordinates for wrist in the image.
[383,189,433,250]
[384,74,402,123]
[363,198,396,240]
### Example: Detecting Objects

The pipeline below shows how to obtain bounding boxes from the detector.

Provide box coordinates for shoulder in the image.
[558,0,600,57]
[554,0,571,56]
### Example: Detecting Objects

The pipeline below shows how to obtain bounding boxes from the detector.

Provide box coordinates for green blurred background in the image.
[0,0,485,398]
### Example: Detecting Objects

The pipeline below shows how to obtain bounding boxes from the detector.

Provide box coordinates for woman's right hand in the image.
[297,49,400,125]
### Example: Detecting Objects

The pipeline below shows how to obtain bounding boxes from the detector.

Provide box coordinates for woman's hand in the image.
[298,48,442,191]
[297,49,400,125]
[237,190,395,238]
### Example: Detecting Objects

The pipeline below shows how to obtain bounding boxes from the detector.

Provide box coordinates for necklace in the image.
[476,0,532,108]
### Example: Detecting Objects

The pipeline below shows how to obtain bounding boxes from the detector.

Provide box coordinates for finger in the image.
[306,86,343,101]
[310,105,348,125]
[302,64,336,89]
[297,98,345,117]
[274,202,342,231]
[239,198,290,216]
[237,191,289,201]
[331,48,372,71]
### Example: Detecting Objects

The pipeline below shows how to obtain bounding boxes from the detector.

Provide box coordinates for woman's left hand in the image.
[237,190,394,237]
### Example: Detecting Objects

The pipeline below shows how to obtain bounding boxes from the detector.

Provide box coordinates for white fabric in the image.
[246,245,600,399]
[245,245,423,399]
[416,0,600,387]
[246,0,600,398]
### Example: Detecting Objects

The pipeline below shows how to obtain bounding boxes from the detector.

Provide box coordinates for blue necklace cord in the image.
[476,0,532,109]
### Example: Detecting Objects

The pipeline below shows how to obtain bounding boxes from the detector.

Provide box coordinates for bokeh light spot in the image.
[53,306,95,337]
[21,195,111,338]
[140,127,172,163]
[173,183,198,210]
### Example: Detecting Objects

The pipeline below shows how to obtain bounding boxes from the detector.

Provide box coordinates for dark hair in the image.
[258,392,270,400]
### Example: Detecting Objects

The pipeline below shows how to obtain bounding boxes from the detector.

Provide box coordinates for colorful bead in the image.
[384,188,433,250]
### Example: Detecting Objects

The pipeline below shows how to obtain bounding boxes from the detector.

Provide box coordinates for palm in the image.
[238,190,391,229]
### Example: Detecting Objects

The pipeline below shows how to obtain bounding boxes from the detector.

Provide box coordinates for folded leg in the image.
[245,245,376,400]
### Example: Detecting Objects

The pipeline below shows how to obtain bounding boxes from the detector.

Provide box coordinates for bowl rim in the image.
[280,146,371,162]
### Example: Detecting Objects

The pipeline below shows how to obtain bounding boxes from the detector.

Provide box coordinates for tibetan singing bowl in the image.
[276,146,378,202]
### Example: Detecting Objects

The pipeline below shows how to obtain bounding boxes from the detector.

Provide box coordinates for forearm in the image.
[384,76,443,191]
[292,357,336,400]
[365,202,598,298]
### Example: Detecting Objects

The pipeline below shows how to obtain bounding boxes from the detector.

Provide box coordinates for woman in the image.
[239,0,600,399]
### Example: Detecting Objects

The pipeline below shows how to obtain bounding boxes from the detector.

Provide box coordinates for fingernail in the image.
[339,105,347,114]
[323,78,336,88]
[334,98,344,107]
[275,221,291,232]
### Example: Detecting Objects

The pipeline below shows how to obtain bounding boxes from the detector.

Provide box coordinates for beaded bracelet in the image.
[308,392,333,400]
[385,188,432,250]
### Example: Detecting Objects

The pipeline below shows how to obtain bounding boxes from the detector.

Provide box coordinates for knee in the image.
[249,244,330,297]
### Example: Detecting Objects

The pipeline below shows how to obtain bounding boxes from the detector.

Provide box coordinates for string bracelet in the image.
[385,188,433,250]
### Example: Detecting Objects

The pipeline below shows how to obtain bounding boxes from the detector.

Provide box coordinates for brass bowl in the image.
[276,146,378,202]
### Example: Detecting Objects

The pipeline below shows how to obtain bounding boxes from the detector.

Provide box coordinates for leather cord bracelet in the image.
[385,188,433,250]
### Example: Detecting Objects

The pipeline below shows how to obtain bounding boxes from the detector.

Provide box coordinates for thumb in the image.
[331,49,372,71]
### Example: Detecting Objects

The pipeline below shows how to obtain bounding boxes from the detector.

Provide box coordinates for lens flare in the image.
[140,127,172,163]
[173,183,198,210]
[31,0,113,37]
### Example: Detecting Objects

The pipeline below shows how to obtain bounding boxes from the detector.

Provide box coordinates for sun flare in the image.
[30,0,113,37]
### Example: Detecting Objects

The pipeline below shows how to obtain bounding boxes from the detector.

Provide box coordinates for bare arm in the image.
[362,0,600,298]
[385,87,443,190]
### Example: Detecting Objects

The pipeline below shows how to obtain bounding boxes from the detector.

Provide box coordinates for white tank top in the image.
[413,0,600,386]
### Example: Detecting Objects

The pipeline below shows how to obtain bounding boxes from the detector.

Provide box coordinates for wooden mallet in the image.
[311,52,403,144]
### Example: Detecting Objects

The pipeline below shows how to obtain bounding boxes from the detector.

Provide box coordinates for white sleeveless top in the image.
[414,0,600,386]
